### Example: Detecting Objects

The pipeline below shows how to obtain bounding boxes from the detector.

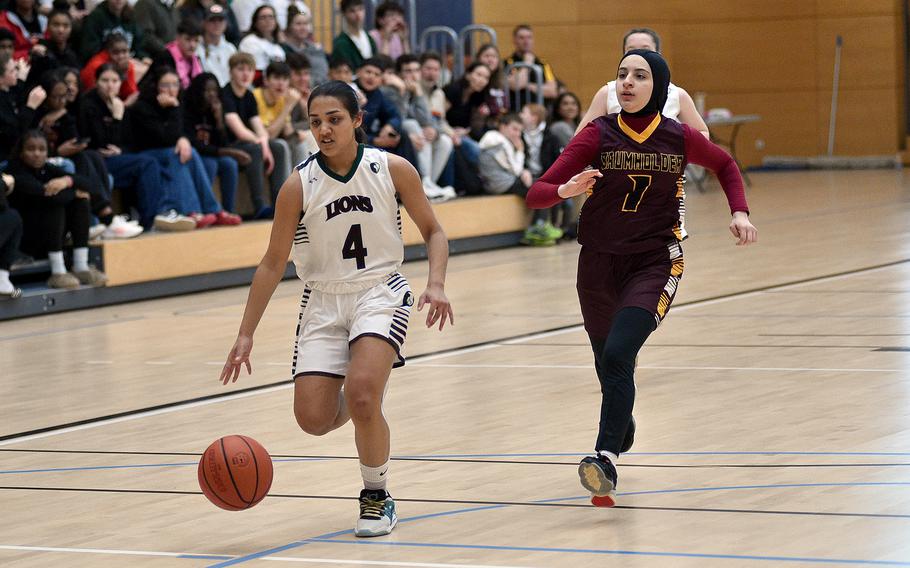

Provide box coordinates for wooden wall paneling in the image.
[815,88,901,156]
[815,0,899,18]
[703,91,819,164]
[567,1,672,24]
[472,0,579,26]
[658,0,817,22]
[815,16,899,91]
[671,20,819,94]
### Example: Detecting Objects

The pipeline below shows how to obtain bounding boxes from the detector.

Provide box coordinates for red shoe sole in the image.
[591,494,616,507]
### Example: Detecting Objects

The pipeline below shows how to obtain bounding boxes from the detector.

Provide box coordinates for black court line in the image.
[0,315,147,342]
[762,333,910,337]
[0,380,295,442]
[673,314,910,319]
[1,486,907,520]
[766,290,910,295]
[3,257,910,443]
[3,449,910,469]
[499,343,888,350]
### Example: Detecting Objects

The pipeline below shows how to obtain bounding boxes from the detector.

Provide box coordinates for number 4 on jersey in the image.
[342,224,368,269]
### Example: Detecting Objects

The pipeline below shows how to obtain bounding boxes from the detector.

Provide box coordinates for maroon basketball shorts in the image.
[576,241,684,337]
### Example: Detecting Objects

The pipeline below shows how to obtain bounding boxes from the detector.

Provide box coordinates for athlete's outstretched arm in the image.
[575,84,610,135]
[682,124,758,246]
[389,154,454,331]
[527,122,602,209]
[221,174,303,384]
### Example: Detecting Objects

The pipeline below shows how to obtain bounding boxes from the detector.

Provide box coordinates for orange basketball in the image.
[198,435,273,511]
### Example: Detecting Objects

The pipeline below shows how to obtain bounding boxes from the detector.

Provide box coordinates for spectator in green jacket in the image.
[133,0,178,58]
[330,0,374,71]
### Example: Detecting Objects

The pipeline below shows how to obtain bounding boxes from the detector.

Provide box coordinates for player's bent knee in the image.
[293,404,336,436]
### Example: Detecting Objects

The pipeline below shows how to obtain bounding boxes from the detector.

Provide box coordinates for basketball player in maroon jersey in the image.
[527,50,757,507]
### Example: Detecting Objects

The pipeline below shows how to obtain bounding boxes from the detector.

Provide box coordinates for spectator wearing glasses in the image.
[238,5,285,73]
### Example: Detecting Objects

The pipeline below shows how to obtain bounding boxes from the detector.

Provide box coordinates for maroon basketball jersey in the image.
[578,114,687,254]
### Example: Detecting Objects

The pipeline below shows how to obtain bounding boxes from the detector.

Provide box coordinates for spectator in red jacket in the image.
[0,0,46,60]
[81,33,140,104]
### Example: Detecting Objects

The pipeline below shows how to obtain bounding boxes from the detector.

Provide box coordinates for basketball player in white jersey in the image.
[576,28,709,137]
[220,81,454,537]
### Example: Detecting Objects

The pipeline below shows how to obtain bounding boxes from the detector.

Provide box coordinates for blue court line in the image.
[178,554,233,560]
[303,539,910,566]
[205,481,910,567]
[206,504,506,567]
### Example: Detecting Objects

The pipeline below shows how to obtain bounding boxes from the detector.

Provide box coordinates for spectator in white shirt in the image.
[195,3,235,86]
[231,0,308,32]
[237,4,285,72]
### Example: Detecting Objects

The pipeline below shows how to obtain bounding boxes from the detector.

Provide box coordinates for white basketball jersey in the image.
[606,80,681,120]
[292,145,403,291]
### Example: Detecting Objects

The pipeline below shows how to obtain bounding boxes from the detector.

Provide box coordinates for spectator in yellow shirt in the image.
[252,61,310,181]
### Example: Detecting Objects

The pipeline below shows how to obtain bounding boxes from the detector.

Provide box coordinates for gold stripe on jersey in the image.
[654,242,685,327]
[672,176,688,242]
[617,114,662,145]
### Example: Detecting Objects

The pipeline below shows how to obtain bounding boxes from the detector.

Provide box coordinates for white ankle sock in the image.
[361,460,389,491]
[598,450,619,465]
[48,251,66,274]
[72,248,89,272]
[0,269,12,293]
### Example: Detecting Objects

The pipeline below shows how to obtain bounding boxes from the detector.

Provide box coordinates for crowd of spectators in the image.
[0,0,582,296]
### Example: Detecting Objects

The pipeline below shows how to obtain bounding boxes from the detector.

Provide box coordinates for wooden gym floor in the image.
[2,169,910,567]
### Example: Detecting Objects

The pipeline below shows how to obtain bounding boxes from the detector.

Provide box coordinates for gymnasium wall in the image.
[473,0,905,167]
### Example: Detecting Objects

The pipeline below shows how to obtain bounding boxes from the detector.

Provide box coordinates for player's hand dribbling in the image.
[729,211,757,246]
[557,169,602,199]
[418,284,454,331]
[221,334,253,384]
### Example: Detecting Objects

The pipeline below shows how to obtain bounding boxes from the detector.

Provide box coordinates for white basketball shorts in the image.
[291,273,413,379]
